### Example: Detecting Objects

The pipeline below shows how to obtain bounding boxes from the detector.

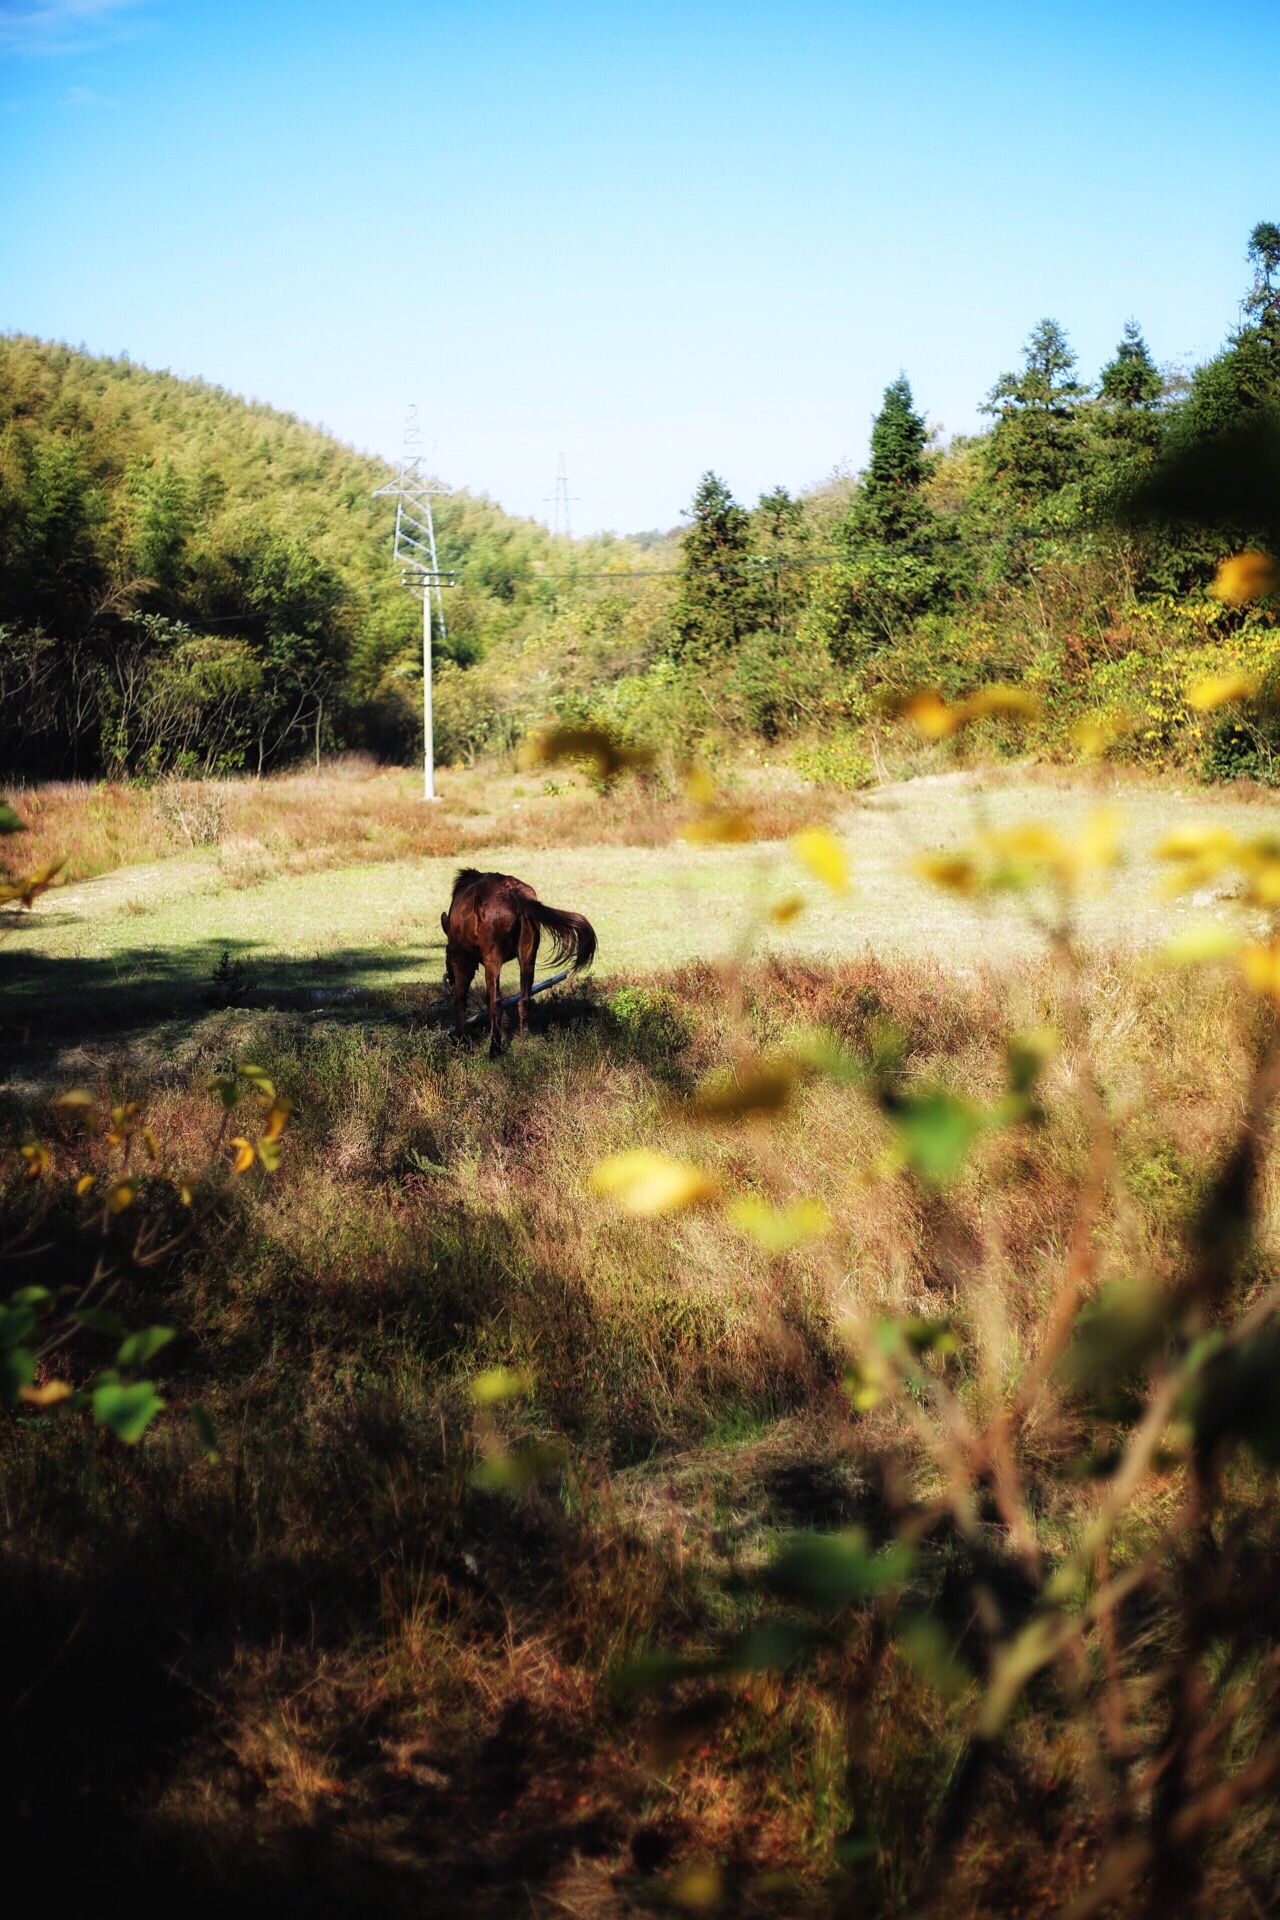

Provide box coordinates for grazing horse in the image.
[440,868,597,1056]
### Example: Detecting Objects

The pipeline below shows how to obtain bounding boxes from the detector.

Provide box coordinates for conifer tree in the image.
[982,319,1086,503]
[670,471,757,657]
[855,373,933,541]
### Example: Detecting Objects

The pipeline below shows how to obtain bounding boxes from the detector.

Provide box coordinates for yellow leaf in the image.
[680,808,757,844]
[0,856,66,909]
[1210,551,1278,606]
[1076,806,1123,875]
[791,827,851,893]
[519,725,653,780]
[987,823,1063,862]
[106,1177,138,1213]
[76,1173,98,1196]
[1241,942,1280,1001]
[20,1141,50,1178]
[1187,673,1257,712]
[728,1195,831,1252]
[693,1056,797,1121]
[1155,826,1237,864]
[261,1097,294,1142]
[913,853,982,895]
[54,1089,96,1115]
[177,1180,195,1207]
[768,893,804,924]
[471,1365,533,1405]
[683,762,717,807]
[896,688,957,741]
[1162,925,1241,966]
[19,1379,73,1407]
[590,1150,718,1216]
[1241,836,1280,906]
[235,1064,275,1100]
[230,1137,256,1174]
[669,1864,723,1912]
[1070,712,1131,757]
[957,685,1040,724]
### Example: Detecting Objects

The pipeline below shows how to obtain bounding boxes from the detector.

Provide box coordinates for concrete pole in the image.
[423,587,436,801]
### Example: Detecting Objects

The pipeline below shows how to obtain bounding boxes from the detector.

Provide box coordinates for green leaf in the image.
[236,1063,275,1099]
[0,1306,36,1349]
[0,799,25,835]
[71,1307,128,1337]
[470,1440,566,1490]
[7,1285,53,1309]
[116,1325,175,1370]
[188,1402,220,1462]
[208,1074,239,1110]
[735,1621,813,1671]
[764,1529,915,1609]
[890,1090,985,1185]
[896,1615,973,1699]
[91,1380,164,1443]
[1059,1281,1165,1392]
[0,1346,35,1406]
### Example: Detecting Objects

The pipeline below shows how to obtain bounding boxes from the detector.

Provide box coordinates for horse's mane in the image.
[450,867,484,899]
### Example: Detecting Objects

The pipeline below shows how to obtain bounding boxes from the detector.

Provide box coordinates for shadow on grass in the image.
[1,932,610,1059]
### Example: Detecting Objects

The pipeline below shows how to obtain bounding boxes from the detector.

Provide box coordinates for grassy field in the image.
[4,763,1280,1915]
[5,764,1277,1076]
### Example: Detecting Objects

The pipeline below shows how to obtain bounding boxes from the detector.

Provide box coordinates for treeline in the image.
[4,221,1279,783]
[0,336,649,778]
[472,219,1278,784]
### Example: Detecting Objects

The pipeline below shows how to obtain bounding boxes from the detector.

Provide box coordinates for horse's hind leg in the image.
[484,955,504,1057]
[517,918,539,1038]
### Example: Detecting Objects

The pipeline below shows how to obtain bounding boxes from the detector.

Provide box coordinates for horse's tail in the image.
[523,900,598,974]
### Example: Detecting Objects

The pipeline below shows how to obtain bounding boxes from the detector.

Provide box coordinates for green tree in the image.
[982,318,1087,503]
[1245,218,1280,343]
[670,471,757,658]
[852,372,934,541]
[753,485,809,634]
[819,377,948,659]
[1099,319,1163,417]
[125,456,191,598]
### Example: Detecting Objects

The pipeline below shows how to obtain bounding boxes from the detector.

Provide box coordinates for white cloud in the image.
[0,0,147,57]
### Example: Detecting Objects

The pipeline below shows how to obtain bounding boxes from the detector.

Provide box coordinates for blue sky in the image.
[2,0,1278,532]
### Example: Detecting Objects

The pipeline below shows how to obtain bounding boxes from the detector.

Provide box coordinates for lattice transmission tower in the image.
[373,407,455,800]
[544,452,579,539]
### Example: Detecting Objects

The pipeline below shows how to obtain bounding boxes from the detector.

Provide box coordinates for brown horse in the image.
[440,868,597,1056]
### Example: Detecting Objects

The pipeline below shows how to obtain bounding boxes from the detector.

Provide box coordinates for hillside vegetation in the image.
[3,219,1278,792]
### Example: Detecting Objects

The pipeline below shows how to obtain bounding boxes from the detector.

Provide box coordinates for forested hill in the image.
[4,221,1279,788]
[0,335,640,776]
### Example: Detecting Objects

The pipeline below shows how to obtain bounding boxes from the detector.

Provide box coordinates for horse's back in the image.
[446,871,537,958]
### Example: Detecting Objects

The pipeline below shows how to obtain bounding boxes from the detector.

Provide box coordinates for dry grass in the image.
[4,942,1278,1913]
[5,753,836,889]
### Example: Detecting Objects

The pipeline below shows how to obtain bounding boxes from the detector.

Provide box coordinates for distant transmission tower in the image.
[373,407,455,801]
[544,452,579,538]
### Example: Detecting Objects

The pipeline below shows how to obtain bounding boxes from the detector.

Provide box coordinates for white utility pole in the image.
[373,408,454,800]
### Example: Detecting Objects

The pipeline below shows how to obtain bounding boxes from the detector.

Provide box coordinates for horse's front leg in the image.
[484,957,504,1057]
